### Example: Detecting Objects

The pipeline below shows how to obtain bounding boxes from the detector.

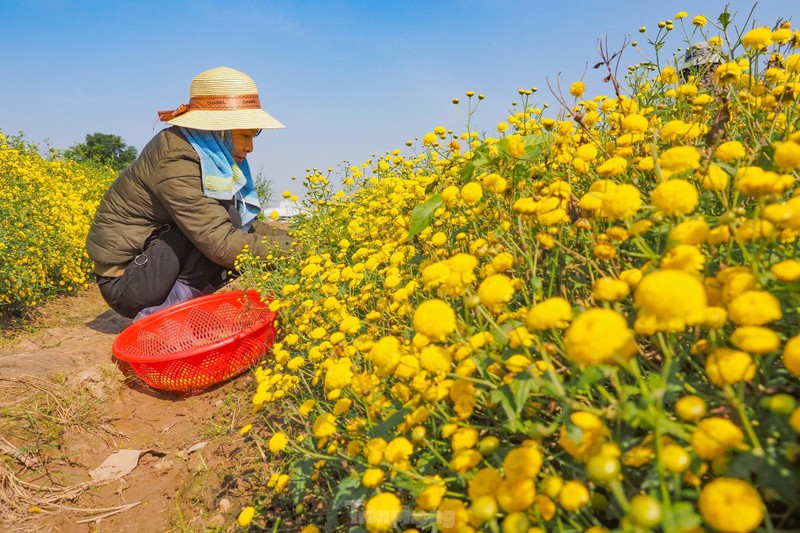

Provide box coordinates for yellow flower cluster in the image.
[234,8,800,532]
[0,131,115,315]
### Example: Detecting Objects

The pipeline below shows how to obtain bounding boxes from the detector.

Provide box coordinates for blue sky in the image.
[1,1,795,203]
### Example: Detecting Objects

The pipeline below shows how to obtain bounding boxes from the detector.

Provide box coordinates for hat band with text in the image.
[158,94,261,121]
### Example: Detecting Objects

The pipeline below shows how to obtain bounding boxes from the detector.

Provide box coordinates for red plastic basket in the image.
[112,290,277,392]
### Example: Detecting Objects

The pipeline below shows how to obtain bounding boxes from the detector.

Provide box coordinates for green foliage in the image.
[254,172,273,208]
[0,130,116,318]
[63,132,137,171]
[234,7,800,532]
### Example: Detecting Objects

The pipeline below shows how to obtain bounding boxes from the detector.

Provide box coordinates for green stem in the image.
[729,384,764,457]
[653,333,674,508]
[609,479,630,511]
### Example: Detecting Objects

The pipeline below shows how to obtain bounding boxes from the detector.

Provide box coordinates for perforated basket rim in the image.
[111,289,275,364]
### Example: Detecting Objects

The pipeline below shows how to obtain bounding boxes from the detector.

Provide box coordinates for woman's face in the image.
[231,129,260,164]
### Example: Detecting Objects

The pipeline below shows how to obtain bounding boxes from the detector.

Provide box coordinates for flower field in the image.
[0,132,115,318]
[236,9,800,533]
[2,5,800,533]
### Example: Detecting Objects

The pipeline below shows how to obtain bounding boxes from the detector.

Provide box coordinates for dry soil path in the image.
[0,286,260,532]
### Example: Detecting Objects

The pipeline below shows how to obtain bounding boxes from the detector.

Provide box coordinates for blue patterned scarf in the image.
[179,127,261,231]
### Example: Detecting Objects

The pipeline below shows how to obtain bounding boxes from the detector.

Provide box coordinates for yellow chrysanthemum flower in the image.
[596,156,628,177]
[592,277,631,301]
[559,411,608,461]
[716,140,746,163]
[468,468,503,500]
[783,335,800,376]
[436,498,470,532]
[526,297,573,330]
[651,179,698,216]
[477,274,515,310]
[621,114,649,133]
[660,66,679,84]
[715,62,743,85]
[634,270,707,333]
[312,412,337,438]
[669,217,710,245]
[369,335,402,377]
[268,431,288,453]
[736,166,792,196]
[413,299,456,341]
[362,468,385,488]
[660,244,706,272]
[564,308,635,365]
[691,417,745,460]
[569,81,586,97]
[791,408,800,433]
[602,183,642,220]
[418,345,452,373]
[729,326,780,354]
[658,145,701,177]
[742,26,773,50]
[576,143,599,161]
[558,481,590,511]
[496,478,536,513]
[237,506,256,527]
[449,448,482,473]
[384,436,413,466]
[774,140,800,171]
[460,181,483,205]
[698,478,764,533]
[696,164,730,191]
[770,259,800,281]
[727,290,782,326]
[705,348,756,387]
[503,446,543,481]
[416,478,447,510]
[324,358,354,391]
[364,493,402,532]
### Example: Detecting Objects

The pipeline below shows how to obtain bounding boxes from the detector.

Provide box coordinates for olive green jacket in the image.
[86,127,282,277]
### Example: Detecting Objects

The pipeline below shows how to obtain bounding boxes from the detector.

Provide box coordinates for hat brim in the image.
[166,109,285,131]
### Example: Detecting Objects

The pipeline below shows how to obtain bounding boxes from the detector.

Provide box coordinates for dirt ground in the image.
[0,286,268,533]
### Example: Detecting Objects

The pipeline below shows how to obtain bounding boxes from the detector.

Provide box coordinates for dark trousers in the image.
[97,203,240,319]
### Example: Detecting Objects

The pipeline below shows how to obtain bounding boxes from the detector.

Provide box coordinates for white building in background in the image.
[265,200,303,220]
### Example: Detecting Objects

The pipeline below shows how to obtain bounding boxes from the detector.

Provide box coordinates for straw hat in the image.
[158,66,285,131]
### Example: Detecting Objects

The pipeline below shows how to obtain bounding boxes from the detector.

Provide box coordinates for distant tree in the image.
[63,133,137,171]
[254,172,273,207]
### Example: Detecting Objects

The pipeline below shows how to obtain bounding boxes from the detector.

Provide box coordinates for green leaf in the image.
[662,501,702,533]
[459,145,490,183]
[510,162,530,185]
[495,132,547,162]
[621,399,651,428]
[727,454,800,507]
[564,418,584,444]
[658,417,692,442]
[460,161,476,183]
[332,475,365,511]
[520,133,547,161]
[373,407,410,440]
[289,457,317,505]
[328,475,370,531]
[406,194,442,240]
[717,11,730,29]
[576,366,604,389]
[513,375,534,415]
[489,387,520,430]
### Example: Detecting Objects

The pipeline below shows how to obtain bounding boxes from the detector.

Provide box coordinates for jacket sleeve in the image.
[151,150,272,268]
